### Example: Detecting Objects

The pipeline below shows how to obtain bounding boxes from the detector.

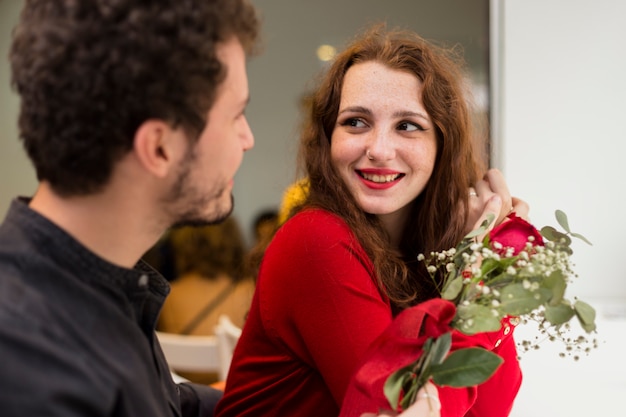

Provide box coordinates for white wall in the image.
[496,1,626,415]
[494,0,626,299]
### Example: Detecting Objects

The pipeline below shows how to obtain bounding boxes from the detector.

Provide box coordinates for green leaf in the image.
[455,304,502,334]
[540,226,572,246]
[441,276,463,300]
[544,302,575,326]
[431,347,503,387]
[499,283,550,316]
[542,270,566,306]
[555,210,571,233]
[425,333,452,368]
[574,300,597,333]
[384,362,416,409]
[570,232,593,246]
[465,214,495,239]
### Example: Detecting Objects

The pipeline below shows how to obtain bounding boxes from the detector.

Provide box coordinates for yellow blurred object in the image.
[278,178,310,224]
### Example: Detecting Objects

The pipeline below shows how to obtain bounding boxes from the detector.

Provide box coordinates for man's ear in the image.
[133,120,182,178]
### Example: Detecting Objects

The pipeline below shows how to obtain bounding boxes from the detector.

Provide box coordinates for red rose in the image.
[489,213,544,255]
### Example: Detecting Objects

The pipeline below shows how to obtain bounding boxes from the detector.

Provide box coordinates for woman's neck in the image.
[376,206,411,249]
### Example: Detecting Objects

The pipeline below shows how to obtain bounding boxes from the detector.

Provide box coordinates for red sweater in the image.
[215,209,521,417]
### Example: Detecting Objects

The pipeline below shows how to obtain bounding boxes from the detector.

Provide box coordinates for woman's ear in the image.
[133,120,182,178]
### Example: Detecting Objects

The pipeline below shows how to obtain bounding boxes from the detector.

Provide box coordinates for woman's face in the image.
[330,61,437,224]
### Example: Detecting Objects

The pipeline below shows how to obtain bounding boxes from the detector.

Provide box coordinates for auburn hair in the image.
[296,25,487,313]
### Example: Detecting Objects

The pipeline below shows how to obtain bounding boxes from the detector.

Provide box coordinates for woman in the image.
[216,25,525,417]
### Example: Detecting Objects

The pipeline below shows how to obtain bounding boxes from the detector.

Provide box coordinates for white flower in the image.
[427,265,437,273]
[417,254,425,261]
[506,266,517,275]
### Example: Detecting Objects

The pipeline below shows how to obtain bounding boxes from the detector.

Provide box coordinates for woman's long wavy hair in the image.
[296,25,487,314]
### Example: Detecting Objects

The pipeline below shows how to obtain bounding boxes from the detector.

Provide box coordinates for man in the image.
[0,1,259,416]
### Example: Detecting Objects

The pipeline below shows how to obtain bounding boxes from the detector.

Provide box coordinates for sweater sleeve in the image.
[258,209,393,404]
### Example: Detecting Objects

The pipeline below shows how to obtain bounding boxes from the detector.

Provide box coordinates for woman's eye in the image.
[398,121,423,132]
[341,118,366,128]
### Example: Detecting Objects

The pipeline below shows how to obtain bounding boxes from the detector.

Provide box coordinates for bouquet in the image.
[381,210,596,411]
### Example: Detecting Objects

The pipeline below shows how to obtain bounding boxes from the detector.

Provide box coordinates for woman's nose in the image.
[366,129,395,161]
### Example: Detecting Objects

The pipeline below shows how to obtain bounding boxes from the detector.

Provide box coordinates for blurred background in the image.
[1,1,625,415]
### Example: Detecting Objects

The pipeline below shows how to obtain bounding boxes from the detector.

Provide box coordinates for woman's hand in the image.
[360,383,441,417]
[466,168,529,236]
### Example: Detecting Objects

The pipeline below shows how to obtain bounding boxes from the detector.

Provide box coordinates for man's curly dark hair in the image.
[10,0,260,196]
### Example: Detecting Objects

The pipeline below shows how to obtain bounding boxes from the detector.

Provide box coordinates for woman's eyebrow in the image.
[338,106,371,116]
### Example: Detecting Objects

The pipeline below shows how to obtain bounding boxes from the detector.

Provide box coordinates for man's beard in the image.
[164,147,235,228]
[170,194,235,229]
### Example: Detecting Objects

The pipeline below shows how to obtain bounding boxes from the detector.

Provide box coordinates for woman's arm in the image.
[259,209,394,403]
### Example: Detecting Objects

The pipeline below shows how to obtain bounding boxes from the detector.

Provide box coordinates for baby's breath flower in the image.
[399,210,596,412]
[417,253,425,261]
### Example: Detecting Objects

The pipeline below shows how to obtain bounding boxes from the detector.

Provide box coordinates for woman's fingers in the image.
[470,194,502,241]
[511,197,530,220]
[482,169,513,225]
[360,383,441,417]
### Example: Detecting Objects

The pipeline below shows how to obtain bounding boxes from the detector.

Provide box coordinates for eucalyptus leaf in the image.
[542,270,566,305]
[465,228,485,239]
[570,232,593,246]
[499,283,549,316]
[540,226,572,246]
[431,348,503,387]
[441,276,463,300]
[544,302,575,325]
[555,210,571,233]
[574,300,597,333]
[455,303,501,335]
[540,226,559,242]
